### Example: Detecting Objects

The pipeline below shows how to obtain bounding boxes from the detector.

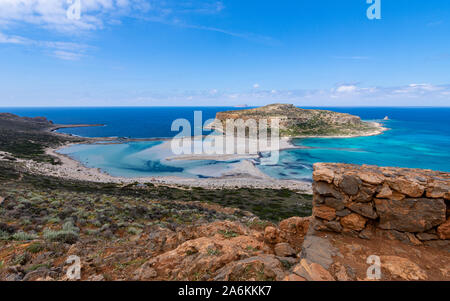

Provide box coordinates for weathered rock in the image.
[339,175,361,195]
[133,262,158,280]
[293,259,335,281]
[313,205,336,221]
[426,181,450,199]
[336,209,351,217]
[313,182,343,199]
[278,216,310,248]
[283,274,306,281]
[437,218,450,240]
[374,198,446,232]
[358,171,384,185]
[300,235,339,269]
[214,255,286,281]
[264,226,279,244]
[346,202,378,219]
[354,185,376,202]
[324,197,347,211]
[274,243,296,257]
[380,256,427,280]
[313,164,335,183]
[386,179,424,198]
[376,184,405,200]
[416,232,438,241]
[340,213,366,231]
[324,221,342,233]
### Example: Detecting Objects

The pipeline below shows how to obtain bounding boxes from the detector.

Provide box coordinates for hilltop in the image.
[211,104,385,137]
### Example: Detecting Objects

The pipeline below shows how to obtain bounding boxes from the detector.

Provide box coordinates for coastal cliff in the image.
[211,103,385,137]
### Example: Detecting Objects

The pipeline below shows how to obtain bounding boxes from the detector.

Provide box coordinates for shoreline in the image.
[12,120,388,192]
[16,145,313,192]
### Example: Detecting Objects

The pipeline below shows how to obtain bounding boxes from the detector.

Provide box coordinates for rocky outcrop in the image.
[312,163,450,248]
[210,104,384,137]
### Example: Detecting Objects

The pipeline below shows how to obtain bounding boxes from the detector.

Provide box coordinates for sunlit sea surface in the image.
[3,107,450,180]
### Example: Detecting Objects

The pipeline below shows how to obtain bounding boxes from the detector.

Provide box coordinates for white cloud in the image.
[253,83,260,89]
[0,0,151,32]
[0,31,89,60]
[335,84,357,93]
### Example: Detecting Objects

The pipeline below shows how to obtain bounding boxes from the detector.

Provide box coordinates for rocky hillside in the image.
[0,113,85,163]
[1,161,448,281]
[211,104,383,137]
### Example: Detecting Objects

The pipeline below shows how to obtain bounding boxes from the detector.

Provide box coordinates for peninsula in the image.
[209,104,386,137]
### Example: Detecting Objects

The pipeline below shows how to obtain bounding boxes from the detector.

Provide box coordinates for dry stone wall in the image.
[311,163,450,248]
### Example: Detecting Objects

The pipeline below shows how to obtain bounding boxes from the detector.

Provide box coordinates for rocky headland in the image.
[208,103,386,137]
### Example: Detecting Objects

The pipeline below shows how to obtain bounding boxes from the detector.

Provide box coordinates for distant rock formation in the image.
[211,103,383,137]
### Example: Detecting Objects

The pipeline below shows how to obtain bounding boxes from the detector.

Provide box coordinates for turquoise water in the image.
[57,141,239,178]
[258,119,450,181]
[2,107,450,180]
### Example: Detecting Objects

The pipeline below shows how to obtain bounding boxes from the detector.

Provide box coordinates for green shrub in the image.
[0,230,10,240]
[12,231,37,241]
[43,222,79,244]
[127,227,142,235]
[26,242,45,254]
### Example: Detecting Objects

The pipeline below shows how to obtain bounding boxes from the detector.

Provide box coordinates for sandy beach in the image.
[5,121,388,193]
[12,145,312,192]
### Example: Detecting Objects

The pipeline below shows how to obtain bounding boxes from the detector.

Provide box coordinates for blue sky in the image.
[0,0,449,106]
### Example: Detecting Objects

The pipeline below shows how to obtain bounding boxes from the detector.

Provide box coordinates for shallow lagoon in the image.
[5,107,450,180]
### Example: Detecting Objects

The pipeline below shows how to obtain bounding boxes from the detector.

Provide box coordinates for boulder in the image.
[386,178,424,198]
[274,243,296,257]
[380,256,427,280]
[313,164,335,183]
[313,182,343,200]
[339,175,361,195]
[358,171,384,185]
[346,202,378,219]
[376,184,405,200]
[340,213,366,231]
[264,226,279,244]
[437,218,450,240]
[278,216,310,249]
[313,205,336,221]
[426,181,450,199]
[375,198,446,232]
[292,259,335,281]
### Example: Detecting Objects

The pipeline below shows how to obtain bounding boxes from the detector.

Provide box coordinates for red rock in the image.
[313,164,335,183]
[340,213,366,231]
[313,205,336,221]
[358,171,384,185]
[274,243,296,257]
[380,256,427,281]
[264,226,279,244]
[283,274,306,281]
[437,218,450,240]
[293,259,335,281]
[386,178,424,198]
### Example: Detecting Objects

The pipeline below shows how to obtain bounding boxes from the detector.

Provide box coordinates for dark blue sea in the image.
[2,107,450,180]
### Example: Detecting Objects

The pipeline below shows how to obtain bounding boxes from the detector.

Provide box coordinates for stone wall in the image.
[311,163,450,248]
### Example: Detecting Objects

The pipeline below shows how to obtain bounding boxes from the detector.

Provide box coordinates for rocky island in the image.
[210,103,386,137]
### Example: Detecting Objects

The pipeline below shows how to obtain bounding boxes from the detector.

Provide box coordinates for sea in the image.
[2,107,450,181]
